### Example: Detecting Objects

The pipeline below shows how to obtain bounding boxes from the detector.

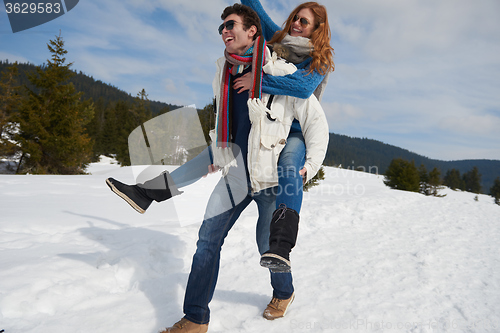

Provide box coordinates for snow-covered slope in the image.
[1,158,499,333]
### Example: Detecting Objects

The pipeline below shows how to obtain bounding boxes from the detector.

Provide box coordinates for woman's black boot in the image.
[260,206,299,273]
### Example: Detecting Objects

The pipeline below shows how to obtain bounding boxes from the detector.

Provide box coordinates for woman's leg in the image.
[260,130,306,272]
[254,186,295,299]
[276,131,306,212]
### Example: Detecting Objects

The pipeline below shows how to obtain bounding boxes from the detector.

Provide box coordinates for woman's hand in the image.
[233,72,252,93]
[203,164,220,178]
[299,167,307,184]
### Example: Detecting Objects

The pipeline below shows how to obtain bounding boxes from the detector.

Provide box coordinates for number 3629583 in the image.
[5,2,62,14]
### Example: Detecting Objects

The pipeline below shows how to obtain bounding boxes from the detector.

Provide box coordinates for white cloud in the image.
[323,101,365,130]
[0,52,30,64]
[438,112,500,137]
[75,52,161,81]
[329,0,500,61]
[162,77,202,107]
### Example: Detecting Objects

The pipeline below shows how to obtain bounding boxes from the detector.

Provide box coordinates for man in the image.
[160,4,295,333]
[106,4,328,332]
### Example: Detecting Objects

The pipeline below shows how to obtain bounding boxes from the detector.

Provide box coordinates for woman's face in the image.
[289,8,316,38]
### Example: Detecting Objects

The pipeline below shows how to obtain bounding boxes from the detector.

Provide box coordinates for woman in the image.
[239,1,334,101]
[238,0,335,273]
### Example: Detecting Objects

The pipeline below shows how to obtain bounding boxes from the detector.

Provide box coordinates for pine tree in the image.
[85,97,107,160]
[0,63,22,159]
[198,100,216,145]
[490,177,500,205]
[463,166,482,194]
[418,164,431,195]
[384,158,420,192]
[444,168,463,190]
[113,100,134,166]
[112,90,153,166]
[428,167,445,197]
[14,33,94,174]
[303,166,325,192]
[132,89,152,123]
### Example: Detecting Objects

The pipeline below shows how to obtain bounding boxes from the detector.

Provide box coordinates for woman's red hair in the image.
[269,2,335,75]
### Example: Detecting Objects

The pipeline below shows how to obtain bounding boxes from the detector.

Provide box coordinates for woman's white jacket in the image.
[210,47,329,193]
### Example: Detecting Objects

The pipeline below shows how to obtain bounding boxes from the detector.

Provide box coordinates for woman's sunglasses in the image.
[293,14,310,27]
[218,20,240,35]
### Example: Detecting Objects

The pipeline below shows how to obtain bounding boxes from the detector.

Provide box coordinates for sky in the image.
[1,0,499,161]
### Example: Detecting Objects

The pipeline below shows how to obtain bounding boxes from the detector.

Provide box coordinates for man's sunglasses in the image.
[218,20,240,35]
[293,14,310,27]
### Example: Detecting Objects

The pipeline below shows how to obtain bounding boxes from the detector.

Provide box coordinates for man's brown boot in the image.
[159,318,208,333]
[263,293,295,320]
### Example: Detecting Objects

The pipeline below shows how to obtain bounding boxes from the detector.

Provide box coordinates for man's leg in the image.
[183,177,251,324]
[183,155,251,325]
[106,147,213,213]
[169,146,214,188]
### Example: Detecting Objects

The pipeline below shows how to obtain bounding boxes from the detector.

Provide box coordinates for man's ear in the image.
[248,25,257,39]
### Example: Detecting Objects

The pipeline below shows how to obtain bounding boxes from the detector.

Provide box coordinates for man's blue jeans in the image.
[182,161,294,325]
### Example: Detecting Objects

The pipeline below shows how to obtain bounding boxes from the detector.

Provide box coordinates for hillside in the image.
[325,133,500,193]
[0,60,180,115]
[0,160,499,332]
[0,60,185,165]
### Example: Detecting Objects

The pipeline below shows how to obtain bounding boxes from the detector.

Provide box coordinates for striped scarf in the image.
[216,35,266,148]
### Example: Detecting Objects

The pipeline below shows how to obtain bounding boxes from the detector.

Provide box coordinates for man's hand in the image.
[233,72,252,93]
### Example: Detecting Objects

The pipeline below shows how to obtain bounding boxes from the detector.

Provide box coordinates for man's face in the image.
[221,13,256,55]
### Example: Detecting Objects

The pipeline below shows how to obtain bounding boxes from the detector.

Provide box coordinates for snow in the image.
[1,157,499,333]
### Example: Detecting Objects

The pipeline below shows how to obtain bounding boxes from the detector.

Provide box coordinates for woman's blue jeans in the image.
[277,128,306,213]
[170,128,307,215]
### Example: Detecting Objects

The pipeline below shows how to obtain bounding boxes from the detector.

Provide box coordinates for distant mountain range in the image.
[325,133,499,193]
[2,60,498,193]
